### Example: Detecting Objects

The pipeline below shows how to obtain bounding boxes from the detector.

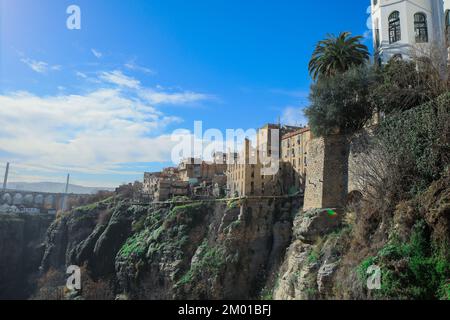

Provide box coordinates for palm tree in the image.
[305,33,371,211]
[308,32,369,81]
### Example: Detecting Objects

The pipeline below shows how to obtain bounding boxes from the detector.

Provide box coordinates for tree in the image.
[306,66,378,137]
[370,55,449,114]
[304,32,374,210]
[308,32,370,81]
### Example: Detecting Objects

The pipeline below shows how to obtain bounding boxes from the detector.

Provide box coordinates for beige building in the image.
[178,158,202,183]
[226,138,259,197]
[226,124,302,197]
[143,172,163,196]
[155,180,190,202]
[143,169,189,202]
[178,155,228,185]
[226,124,312,198]
[281,127,312,192]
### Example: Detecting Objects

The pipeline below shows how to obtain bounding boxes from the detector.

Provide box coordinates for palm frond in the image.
[308,32,369,80]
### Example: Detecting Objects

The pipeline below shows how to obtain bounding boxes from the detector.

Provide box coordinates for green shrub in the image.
[357,256,377,281]
[227,199,240,209]
[358,220,450,300]
[165,202,208,229]
[260,287,274,300]
[308,250,320,264]
[376,93,450,197]
[118,231,148,259]
[177,241,226,286]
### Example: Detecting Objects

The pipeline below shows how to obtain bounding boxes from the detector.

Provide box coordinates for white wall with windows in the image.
[371,0,447,63]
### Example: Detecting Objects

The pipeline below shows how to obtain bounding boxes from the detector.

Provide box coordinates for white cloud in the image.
[20,58,43,73]
[20,58,48,73]
[125,60,155,75]
[139,89,212,105]
[0,89,182,175]
[91,49,103,58]
[99,70,141,89]
[281,106,308,127]
[75,71,88,78]
[98,70,212,105]
[5,54,214,184]
[20,57,62,74]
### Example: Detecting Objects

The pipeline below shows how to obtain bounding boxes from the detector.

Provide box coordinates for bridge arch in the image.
[44,195,54,208]
[13,193,23,206]
[34,194,44,205]
[1,193,12,205]
[24,194,34,206]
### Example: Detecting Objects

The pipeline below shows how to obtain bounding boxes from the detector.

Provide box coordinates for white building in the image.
[371,0,450,63]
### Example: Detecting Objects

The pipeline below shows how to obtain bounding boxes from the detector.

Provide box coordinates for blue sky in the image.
[0,0,372,188]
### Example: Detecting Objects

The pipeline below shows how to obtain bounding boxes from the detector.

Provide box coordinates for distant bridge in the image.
[0,189,89,214]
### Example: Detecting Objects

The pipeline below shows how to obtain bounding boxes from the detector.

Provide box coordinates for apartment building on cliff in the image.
[226,124,311,198]
[143,153,228,201]
[178,154,227,185]
[143,168,190,202]
[281,127,312,193]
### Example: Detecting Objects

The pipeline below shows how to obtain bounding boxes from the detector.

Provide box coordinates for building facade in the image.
[178,158,202,184]
[143,169,189,202]
[281,127,312,192]
[226,124,308,198]
[371,0,450,63]
[178,156,227,185]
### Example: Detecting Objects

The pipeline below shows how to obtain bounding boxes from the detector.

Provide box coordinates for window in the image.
[392,53,403,61]
[389,11,401,44]
[414,13,428,43]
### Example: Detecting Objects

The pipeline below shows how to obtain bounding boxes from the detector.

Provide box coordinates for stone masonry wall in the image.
[303,136,349,210]
[303,138,325,210]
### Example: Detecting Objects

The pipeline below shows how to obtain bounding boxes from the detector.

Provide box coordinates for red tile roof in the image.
[281,127,310,140]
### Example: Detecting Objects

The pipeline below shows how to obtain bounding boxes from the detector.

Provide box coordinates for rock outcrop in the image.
[274,208,346,300]
[0,213,54,299]
[5,173,447,300]
[35,196,300,300]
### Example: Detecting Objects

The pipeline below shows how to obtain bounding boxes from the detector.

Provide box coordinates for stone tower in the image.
[371,0,450,63]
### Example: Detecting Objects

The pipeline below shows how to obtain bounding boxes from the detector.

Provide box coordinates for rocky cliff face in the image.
[274,173,450,300]
[36,196,300,300]
[273,208,348,300]
[7,173,447,300]
[0,213,54,299]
